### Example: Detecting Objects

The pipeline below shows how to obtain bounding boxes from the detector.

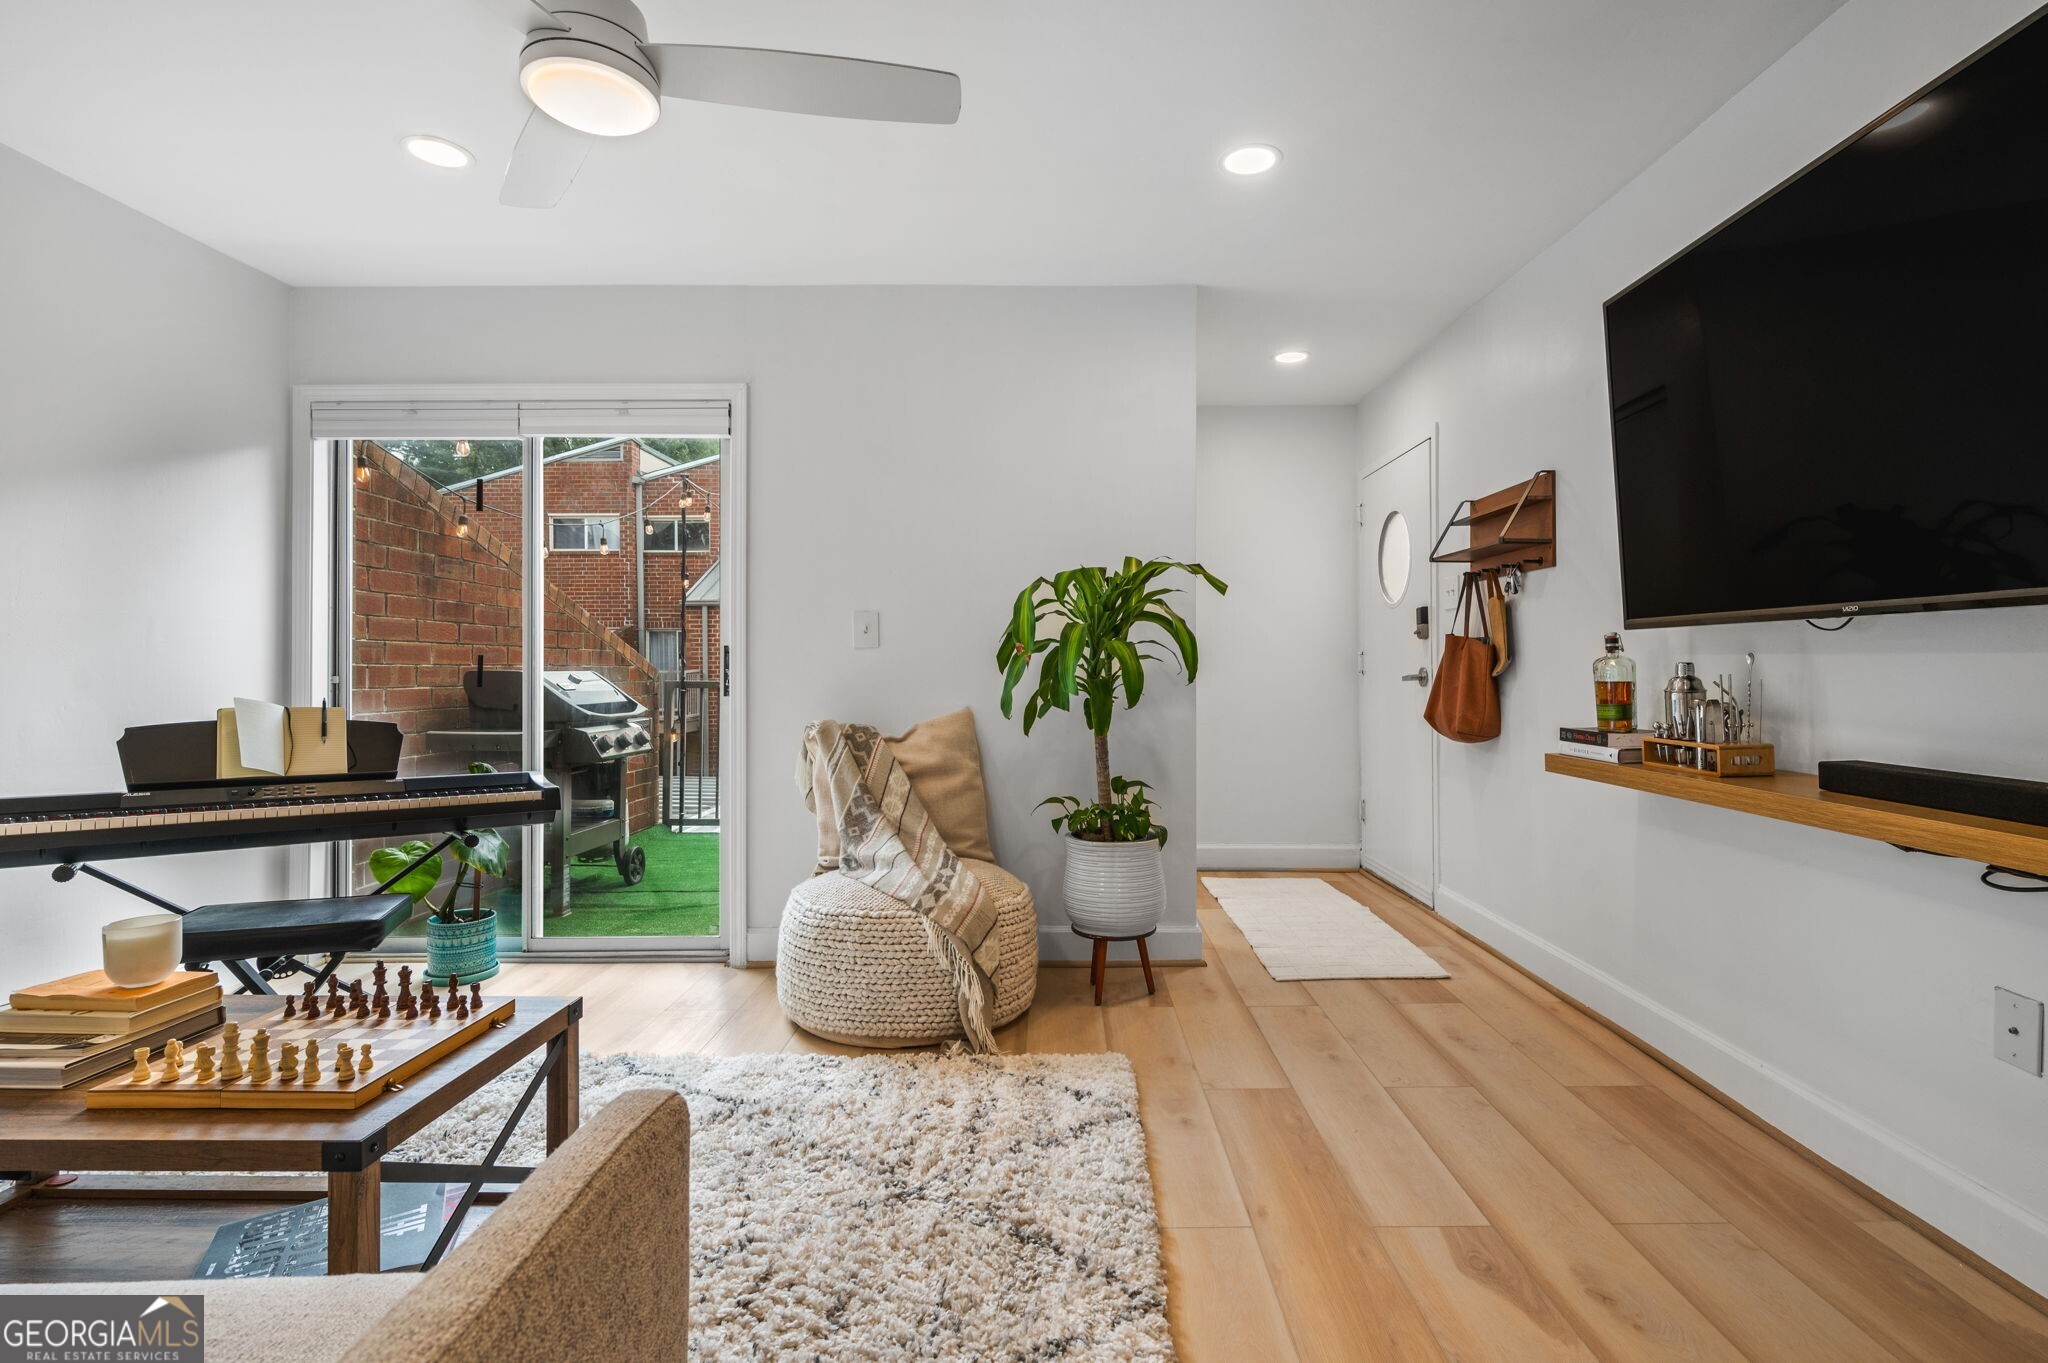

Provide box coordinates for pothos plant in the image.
[998,557,1226,843]
[368,763,509,924]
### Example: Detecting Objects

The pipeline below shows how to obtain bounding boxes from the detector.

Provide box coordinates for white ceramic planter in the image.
[1061,833,1166,936]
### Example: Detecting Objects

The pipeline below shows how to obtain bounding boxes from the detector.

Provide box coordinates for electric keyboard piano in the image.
[0,771,560,870]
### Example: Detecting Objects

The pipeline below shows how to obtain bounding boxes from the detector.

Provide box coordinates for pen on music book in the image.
[320,698,328,739]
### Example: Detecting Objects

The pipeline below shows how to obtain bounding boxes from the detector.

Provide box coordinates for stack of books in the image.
[1558,726,1644,764]
[0,969,224,1089]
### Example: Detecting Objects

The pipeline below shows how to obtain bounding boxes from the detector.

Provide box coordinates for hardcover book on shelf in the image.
[9,969,218,1014]
[1558,727,1644,748]
[0,1006,226,1089]
[1558,740,1643,764]
[0,987,224,1037]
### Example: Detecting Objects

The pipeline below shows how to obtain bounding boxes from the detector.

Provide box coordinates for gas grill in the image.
[462,666,653,907]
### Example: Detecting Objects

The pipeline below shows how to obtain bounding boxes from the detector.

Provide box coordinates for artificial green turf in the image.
[387,827,719,940]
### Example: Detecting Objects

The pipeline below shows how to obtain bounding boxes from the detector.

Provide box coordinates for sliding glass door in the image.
[322,402,733,959]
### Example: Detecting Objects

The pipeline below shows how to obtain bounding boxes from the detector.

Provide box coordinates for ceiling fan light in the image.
[520,53,661,137]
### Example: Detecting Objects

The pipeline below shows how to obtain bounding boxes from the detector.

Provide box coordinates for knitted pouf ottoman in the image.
[776,859,1039,1047]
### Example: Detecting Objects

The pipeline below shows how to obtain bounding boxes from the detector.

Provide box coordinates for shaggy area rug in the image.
[395,1049,1176,1362]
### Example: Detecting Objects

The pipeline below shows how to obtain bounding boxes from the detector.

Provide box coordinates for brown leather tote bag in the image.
[1424,573,1502,743]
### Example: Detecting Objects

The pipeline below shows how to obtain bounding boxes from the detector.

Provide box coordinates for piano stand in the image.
[51,833,471,995]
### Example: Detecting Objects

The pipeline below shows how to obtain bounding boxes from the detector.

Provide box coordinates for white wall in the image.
[1356,0,2048,1291]
[288,286,1202,963]
[1195,406,1359,868]
[0,145,292,984]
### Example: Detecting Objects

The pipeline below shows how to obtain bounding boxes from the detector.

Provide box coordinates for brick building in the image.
[349,437,725,841]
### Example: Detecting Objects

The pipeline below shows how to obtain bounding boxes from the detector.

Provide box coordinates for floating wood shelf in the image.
[1430,470,1556,572]
[1545,754,2048,876]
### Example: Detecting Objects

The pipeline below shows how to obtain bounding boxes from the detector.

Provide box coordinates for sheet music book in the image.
[216,699,349,779]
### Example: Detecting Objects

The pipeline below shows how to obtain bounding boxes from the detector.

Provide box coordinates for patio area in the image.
[388,826,719,942]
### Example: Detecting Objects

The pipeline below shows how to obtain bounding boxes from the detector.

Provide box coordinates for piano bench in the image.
[179,895,415,966]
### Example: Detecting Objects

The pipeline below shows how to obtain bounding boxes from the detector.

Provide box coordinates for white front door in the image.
[1358,436,1436,903]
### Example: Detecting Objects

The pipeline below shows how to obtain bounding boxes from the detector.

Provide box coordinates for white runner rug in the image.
[1202,877,1447,981]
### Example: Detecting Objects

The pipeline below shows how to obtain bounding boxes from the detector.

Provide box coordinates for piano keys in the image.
[0,771,560,869]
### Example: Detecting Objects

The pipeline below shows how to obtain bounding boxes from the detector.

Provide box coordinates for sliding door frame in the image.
[287,383,750,965]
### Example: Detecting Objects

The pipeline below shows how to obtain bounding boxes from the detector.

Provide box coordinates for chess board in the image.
[86,971,515,1110]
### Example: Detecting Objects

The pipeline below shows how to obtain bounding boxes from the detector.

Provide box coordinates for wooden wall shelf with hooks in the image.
[1430,470,1556,572]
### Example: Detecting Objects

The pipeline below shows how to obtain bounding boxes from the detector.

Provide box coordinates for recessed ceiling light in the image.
[1222,144,1282,176]
[402,134,474,169]
[1274,350,1309,365]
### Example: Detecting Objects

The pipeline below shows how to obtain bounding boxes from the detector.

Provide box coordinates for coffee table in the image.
[0,993,581,1275]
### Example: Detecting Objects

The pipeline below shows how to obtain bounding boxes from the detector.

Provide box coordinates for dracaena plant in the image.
[997,557,1226,842]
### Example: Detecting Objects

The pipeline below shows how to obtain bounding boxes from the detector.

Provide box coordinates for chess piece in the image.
[249,1031,273,1083]
[453,992,469,1020]
[357,1042,375,1073]
[195,1045,216,1084]
[329,991,347,1019]
[326,976,341,998]
[166,1038,185,1072]
[424,987,441,1020]
[303,980,320,1015]
[222,1024,245,1081]
[469,982,483,1011]
[376,997,391,1021]
[371,962,389,1009]
[334,1042,356,1081]
[283,994,297,1020]
[158,1050,180,1082]
[131,1047,152,1084]
[397,964,413,996]
[354,994,371,1021]
[278,1041,300,1081]
[302,1039,322,1084]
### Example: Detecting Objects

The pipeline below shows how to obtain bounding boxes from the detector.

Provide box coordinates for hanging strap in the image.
[1453,572,1492,643]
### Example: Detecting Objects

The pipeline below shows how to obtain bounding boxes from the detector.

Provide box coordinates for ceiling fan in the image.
[486,0,962,208]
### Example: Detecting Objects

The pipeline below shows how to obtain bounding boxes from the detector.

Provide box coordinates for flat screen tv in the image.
[1603,12,2048,628]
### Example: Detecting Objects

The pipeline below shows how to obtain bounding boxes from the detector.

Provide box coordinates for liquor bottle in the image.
[1593,633,1636,732]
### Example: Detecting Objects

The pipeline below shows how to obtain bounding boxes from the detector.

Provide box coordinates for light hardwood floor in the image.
[496,870,2048,1363]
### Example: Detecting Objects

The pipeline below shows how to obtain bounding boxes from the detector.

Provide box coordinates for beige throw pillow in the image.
[807,709,998,869]
[884,709,997,863]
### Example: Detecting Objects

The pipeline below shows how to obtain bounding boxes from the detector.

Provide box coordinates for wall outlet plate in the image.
[1994,987,2044,1076]
[852,610,880,650]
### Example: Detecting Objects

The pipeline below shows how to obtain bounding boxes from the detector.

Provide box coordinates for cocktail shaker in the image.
[1664,662,1706,766]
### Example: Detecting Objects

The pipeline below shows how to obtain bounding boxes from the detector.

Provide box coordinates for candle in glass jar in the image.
[101,914,183,988]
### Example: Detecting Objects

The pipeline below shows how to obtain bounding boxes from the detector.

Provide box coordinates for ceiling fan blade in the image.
[500,109,594,208]
[645,45,961,124]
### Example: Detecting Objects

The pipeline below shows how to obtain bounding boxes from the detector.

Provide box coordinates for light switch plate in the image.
[852,610,881,650]
[1995,987,2044,1075]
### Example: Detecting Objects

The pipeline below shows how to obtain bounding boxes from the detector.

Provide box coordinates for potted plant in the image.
[998,557,1226,936]
[371,774,510,985]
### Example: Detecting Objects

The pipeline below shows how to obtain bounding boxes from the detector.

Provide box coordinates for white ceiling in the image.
[0,0,1841,404]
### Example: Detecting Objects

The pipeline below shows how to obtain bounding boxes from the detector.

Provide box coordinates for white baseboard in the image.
[1434,885,2048,1296]
[1039,922,1205,965]
[1198,842,1359,870]
[745,926,779,963]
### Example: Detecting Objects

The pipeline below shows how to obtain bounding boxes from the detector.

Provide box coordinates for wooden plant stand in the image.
[1072,927,1156,1006]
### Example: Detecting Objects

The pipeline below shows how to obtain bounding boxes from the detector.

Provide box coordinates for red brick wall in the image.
[350,443,662,835]
[432,442,722,775]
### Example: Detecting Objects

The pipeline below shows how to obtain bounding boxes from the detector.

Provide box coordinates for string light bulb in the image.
[599,533,614,555]
[644,518,656,535]
[354,450,371,484]
[456,511,471,537]
[454,439,472,458]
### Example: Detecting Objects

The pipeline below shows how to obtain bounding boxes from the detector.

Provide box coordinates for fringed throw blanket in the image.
[798,720,1003,1052]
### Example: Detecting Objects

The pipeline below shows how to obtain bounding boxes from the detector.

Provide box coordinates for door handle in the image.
[1400,666,1430,686]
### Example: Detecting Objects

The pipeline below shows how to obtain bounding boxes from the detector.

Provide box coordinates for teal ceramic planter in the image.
[424,915,501,985]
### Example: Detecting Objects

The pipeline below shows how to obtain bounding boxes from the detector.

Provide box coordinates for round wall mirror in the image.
[1377,510,1412,604]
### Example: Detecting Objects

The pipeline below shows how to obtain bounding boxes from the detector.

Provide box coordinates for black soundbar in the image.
[1817,761,2048,830]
